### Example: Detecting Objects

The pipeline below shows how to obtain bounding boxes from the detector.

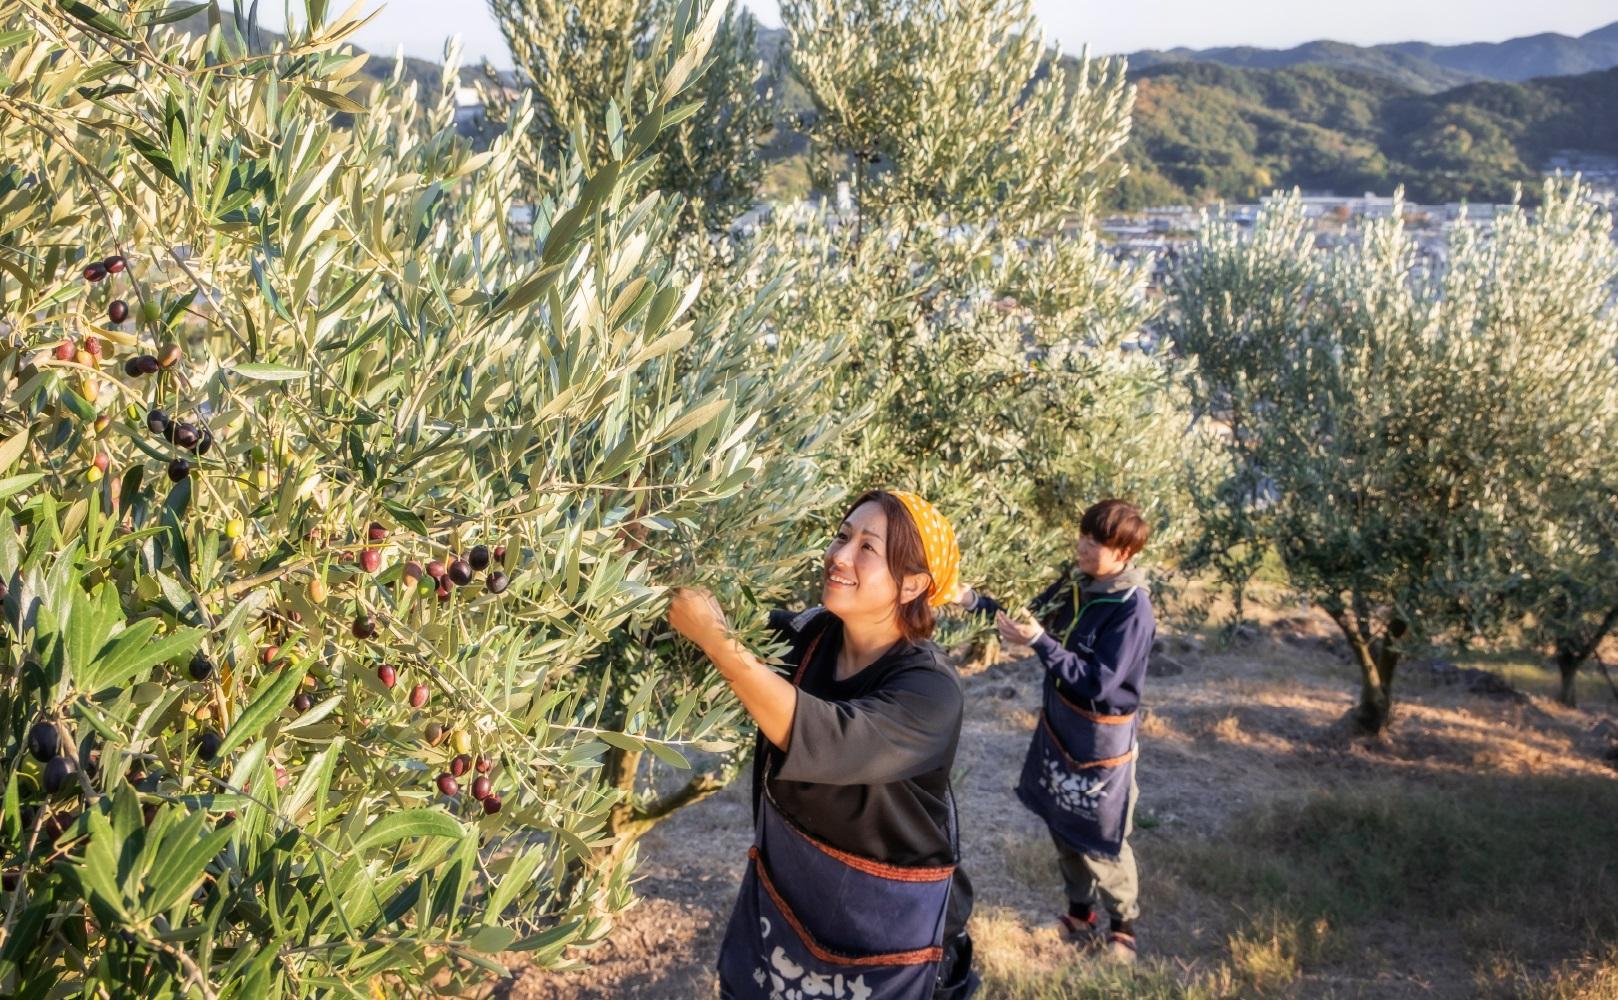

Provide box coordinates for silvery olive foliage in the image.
[0,0,837,993]
[1167,182,1618,731]
[775,0,1197,608]
[489,0,773,227]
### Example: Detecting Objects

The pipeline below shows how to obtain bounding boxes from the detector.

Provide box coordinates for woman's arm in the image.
[1027,605,1153,700]
[669,588,798,750]
[954,586,1005,619]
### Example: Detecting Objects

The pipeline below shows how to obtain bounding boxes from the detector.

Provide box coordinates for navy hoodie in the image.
[968,565,1154,717]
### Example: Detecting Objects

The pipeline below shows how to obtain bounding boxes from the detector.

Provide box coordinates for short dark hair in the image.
[841,491,935,644]
[1080,499,1150,560]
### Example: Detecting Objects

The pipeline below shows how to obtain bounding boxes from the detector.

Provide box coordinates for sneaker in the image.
[1058,909,1102,948]
[1104,930,1138,965]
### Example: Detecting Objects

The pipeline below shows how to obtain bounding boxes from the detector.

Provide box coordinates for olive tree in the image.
[1169,183,1618,732]
[1482,186,1618,706]
[489,0,773,227]
[0,0,836,992]
[1163,203,1316,627]
[776,0,1195,608]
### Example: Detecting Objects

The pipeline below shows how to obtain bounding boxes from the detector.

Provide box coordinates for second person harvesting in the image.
[958,499,1155,963]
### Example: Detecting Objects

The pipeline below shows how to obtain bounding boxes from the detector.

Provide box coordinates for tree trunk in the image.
[1331,608,1404,735]
[601,743,731,863]
[603,743,644,847]
[1556,650,1579,707]
[1553,601,1618,708]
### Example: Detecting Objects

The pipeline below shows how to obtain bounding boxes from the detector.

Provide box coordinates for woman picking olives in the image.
[669,490,978,1000]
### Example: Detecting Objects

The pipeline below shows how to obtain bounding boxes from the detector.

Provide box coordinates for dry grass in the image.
[1509,946,1618,1000]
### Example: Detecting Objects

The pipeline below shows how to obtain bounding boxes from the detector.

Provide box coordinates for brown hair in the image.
[1080,499,1151,560]
[841,490,935,644]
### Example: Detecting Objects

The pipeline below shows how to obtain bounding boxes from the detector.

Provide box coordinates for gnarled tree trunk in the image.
[602,744,732,864]
[1331,605,1406,735]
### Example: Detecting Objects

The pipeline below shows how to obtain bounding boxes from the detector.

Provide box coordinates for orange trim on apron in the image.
[1038,711,1137,771]
[1051,684,1136,726]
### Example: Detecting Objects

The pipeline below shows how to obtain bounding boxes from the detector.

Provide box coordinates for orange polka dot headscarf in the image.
[888,490,961,608]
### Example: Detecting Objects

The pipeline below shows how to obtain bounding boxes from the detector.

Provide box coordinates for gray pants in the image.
[1052,768,1139,923]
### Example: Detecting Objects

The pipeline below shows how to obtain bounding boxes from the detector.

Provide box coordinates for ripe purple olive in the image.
[436,773,459,796]
[167,458,189,482]
[471,775,492,800]
[352,615,376,640]
[360,549,382,574]
[451,754,471,777]
[486,572,509,595]
[436,583,451,604]
[107,300,129,324]
[83,262,107,283]
[426,560,446,582]
[409,683,429,709]
[474,756,492,774]
[103,255,126,274]
[195,428,213,456]
[292,692,313,713]
[367,521,387,543]
[27,722,59,762]
[469,545,490,572]
[173,423,199,449]
[482,794,502,815]
[43,756,74,794]
[146,409,171,436]
[189,653,213,681]
[447,559,473,586]
[197,731,222,762]
[53,339,75,361]
[377,663,397,688]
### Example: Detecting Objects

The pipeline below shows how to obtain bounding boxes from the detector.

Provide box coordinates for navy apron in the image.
[719,632,959,1000]
[1015,591,1139,859]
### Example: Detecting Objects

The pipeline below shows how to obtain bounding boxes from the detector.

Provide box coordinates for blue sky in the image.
[269,1,1618,68]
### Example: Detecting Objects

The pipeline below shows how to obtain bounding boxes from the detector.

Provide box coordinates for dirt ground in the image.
[495,604,1618,1000]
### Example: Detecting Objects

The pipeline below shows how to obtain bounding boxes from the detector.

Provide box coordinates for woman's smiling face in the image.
[822,501,902,619]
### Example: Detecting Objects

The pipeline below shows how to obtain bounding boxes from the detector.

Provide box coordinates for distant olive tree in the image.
[1164,203,1316,627]
[1486,186,1618,706]
[1170,182,1618,732]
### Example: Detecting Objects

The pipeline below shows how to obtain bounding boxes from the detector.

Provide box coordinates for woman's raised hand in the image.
[995,610,1043,647]
[669,587,730,650]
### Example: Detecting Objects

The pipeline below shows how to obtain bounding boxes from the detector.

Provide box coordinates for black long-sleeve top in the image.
[750,608,965,867]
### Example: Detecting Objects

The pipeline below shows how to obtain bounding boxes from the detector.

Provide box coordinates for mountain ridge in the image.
[1125,20,1618,92]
